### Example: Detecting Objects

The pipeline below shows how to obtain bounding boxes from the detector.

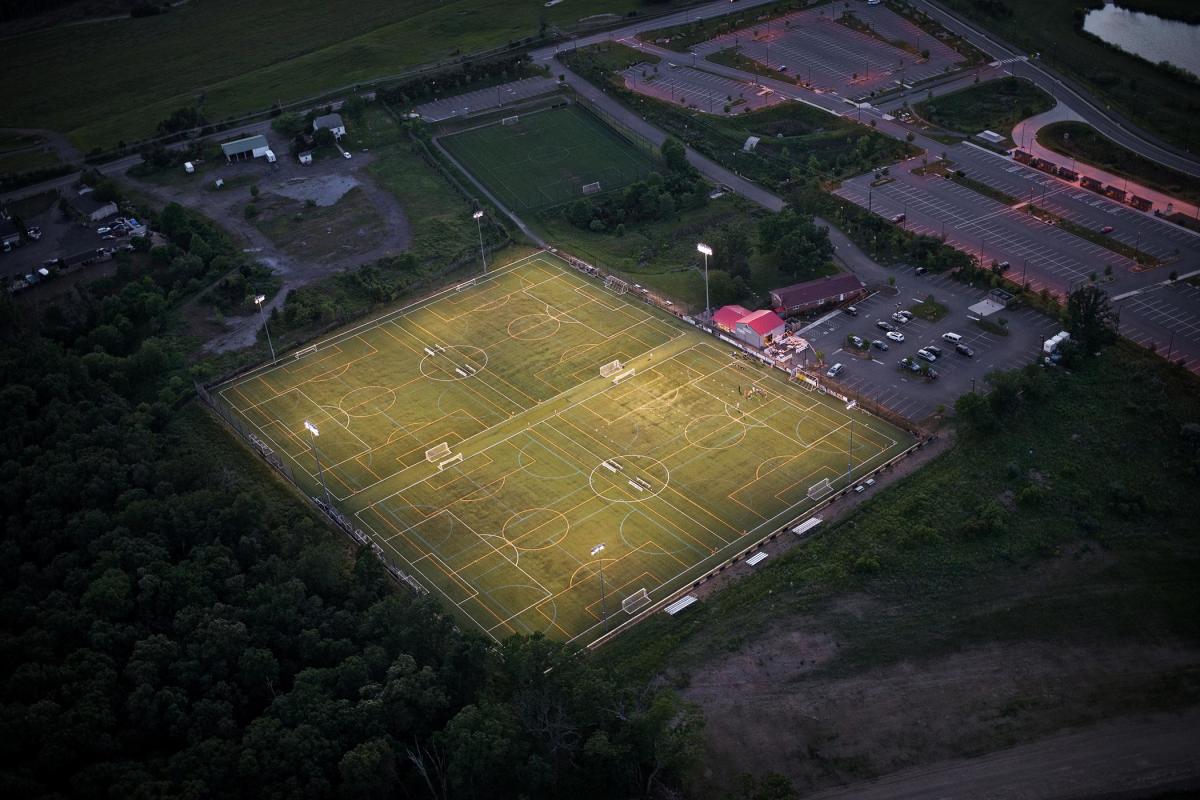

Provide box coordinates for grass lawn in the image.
[938,0,1200,152]
[253,187,387,264]
[0,149,62,177]
[0,0,704,152]
[440,104,658,211]
[215,251,912,645]
[914,77,1055,137]
[597,342,1200,781]
[536,194,833,311]
[1037,121,1200,207]
[907,294,948,321]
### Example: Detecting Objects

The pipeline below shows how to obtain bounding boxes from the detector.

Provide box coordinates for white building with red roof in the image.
[712,305,786,348]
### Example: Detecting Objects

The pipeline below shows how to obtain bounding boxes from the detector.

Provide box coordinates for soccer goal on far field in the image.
[599,359,624,378]
[621,588,651,615]
[582,181,602,195]
[604,275,629,295]
[611,368,636,385]
[425,442,451,463]
[807,477,833,501]
[501,115,520,126]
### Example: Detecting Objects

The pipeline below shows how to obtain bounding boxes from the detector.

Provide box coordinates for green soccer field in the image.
[440,104,657,210]
[216,252,912,645]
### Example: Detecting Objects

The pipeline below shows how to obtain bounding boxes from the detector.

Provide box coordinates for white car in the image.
[886,330,905,342]
[96,226,111,235]
[891,312,909,324]
[826,363,844,378]
[917,348,937,362]
[342,151,352,159]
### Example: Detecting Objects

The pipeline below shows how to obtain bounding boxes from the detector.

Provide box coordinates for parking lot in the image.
[690,0,963,96]
[621,62,781,113]
[804,266,1059,421]
[415,76,561,122]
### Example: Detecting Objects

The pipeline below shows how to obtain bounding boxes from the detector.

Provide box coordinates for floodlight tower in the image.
[696,242,713,318]
[304,420,332,509]
[591,543,609,632]
[473,210,487,274]
[845,400,857,482]
[254,294,276,363]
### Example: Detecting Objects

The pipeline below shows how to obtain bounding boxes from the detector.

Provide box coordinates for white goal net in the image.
[425,442,451,463]
[621,588,651,614]
[807,477,833,501]
[501,115,520,126]
[582,181,602,195]
[611,368,636,385]
[604,275,629,295]
[599,359,624,378]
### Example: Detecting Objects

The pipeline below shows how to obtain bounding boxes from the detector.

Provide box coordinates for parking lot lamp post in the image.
[697,242,713,318]
[473,210,487,274]
[868,187,873,214]
[304,421,332,509]
[254,294,276,364]
[591,543,609,632]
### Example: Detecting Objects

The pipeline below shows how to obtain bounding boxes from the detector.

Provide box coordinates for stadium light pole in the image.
[304,420,332,510]
[591,543,609,632]
[473,210,487,274]
[845,400,857,482]
[254,294,276,364]
[697,242,713,318]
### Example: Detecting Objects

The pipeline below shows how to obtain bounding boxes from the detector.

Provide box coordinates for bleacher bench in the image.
[664,595,698,616]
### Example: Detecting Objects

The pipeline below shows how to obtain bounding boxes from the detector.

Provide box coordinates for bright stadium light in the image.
[591,543,608,632]
[696,243,713,319]
[472,210,487,275]
[253,294,276,363]
[304,420,332,509]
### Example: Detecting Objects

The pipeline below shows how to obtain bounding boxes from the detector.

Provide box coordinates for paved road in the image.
[912,0,1200,176]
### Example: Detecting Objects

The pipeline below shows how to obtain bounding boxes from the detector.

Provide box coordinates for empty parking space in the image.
[621,63,781,113]
[416,77,561,122]
[689,1,963,96]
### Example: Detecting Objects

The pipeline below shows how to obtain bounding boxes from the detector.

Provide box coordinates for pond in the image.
[1083,3,1200,77]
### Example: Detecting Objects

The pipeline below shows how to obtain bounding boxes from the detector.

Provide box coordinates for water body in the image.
[1083,3,1200,77]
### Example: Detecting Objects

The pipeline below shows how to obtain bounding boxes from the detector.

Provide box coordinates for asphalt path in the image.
[910,0,1200,176]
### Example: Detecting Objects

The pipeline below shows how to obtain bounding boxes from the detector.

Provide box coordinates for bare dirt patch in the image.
[685,638,1200,795]
[251,186,388,265]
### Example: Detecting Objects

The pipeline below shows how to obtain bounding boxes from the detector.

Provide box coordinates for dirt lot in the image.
[686,629,1200,796]
[124,140,411,352]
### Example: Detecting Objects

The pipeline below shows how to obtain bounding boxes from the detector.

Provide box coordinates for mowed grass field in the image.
[440,105,657,210]
[0,0,691,152]
[216,252,911,644]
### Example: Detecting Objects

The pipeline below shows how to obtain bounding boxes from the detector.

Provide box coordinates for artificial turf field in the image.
[439,104,656,210]
[217,252,912,645]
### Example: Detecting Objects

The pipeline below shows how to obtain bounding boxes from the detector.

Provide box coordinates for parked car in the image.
[876,320,895,332]
[899,357,921,372]
[896,310,913,321]
[826,363,844,377]
[848,335,866,348]
[891,311,909,324]
[886,330,905,342]
[845,305,858,316]
[871,339,889,351]
[926,345,943,358]
[915,266,928,275]
[1101,225,1114,234]
[96,226,111,235]
[955,343,974,357]
[891,213,906,224]
[917,348,936,362]
[342,151,352,159]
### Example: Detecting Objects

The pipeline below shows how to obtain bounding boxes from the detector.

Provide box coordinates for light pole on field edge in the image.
[591,543,608,632]
[254,294,276,364]
[845,399,857,482]
[473,210,487,274]
[304,420,332,510]
[697,242,713,319]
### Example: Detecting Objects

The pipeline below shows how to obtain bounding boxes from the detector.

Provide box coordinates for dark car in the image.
[956,343,974,357]
[872,339,889,351]
[876,320,895,332]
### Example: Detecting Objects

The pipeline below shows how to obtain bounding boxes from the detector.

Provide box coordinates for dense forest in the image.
[0,205,702,799]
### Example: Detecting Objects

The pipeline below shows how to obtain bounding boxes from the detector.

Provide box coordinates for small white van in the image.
[942,332,962,343]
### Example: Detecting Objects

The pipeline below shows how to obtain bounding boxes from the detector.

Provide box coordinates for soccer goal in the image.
[604,275,629,295]
[807,477,833,501]
[582,181,602,195]
[501,115,520,126]
[425,442,451,463]
[437,452,464,471]
[611,368,636,385]
[621,588,651,614]
[599,359,624,378]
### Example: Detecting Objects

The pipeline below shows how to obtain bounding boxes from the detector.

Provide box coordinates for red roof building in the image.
[770,274,866,316]
[713,305,751,333]
[712,305,786,348]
